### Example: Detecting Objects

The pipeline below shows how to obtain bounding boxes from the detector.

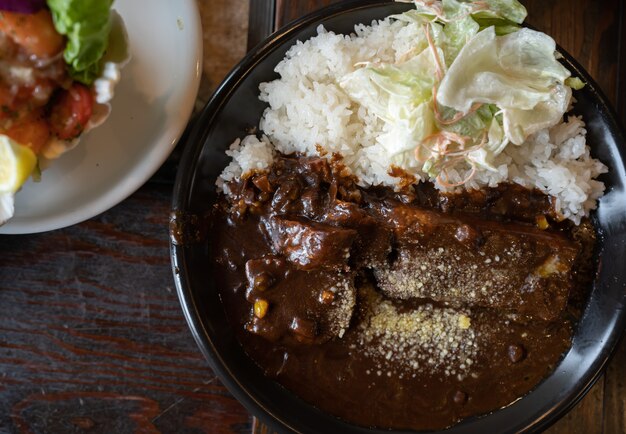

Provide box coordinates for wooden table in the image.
[1,1,624,433]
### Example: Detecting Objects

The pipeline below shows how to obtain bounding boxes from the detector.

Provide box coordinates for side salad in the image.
[0,0,128,225]
[340,0,585,187]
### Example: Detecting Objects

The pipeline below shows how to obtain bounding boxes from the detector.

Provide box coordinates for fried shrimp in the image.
[0,9,64,59]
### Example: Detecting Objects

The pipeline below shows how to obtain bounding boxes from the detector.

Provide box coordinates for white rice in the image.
[218,19,608,224]
[216,135,274,193]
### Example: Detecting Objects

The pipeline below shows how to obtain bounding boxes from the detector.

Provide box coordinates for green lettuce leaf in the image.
[441,0,480,64]
[467,117,507,171]
[480,0,527,24]
[379,102,436,156]
[442,104,493,137]
[340,47,439,156]
[443,15,479,64]
[47,0,113,85]
[503,83,571,145]
[437,26,571,144]
[470,12,520,35]
[464,0,527,34]
[340,48,439,122]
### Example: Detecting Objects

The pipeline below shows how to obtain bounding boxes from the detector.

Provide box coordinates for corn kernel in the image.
[254,299,269,319]
[536,215,549,230]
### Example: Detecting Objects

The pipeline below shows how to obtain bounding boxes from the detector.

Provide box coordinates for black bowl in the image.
[170,1,626,432]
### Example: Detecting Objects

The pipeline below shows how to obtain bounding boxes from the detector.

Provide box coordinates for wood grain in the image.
[197,0,250,103]
[248,0,276,50]
[0,184,252,433]
[275,0,345,29]
[523,0,622,107]
[546,381,604,434]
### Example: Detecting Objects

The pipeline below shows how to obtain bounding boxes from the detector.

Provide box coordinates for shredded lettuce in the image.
[47,0,113,85]
[438,27,571,144]
[398,0,526,35]
[339,0,577,186]
[341,49,439,118]
[479,0,527,23]
[470,0,527,34]
[340,44,439,156]
[468,117,507,171]
[442,2,480,64]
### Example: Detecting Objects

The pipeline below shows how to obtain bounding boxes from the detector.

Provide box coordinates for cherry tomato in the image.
[49,84,94,140]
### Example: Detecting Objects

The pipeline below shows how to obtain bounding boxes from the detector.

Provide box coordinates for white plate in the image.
[0,0,202,234]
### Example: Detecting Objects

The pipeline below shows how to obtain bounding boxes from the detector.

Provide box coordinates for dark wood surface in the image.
[0,1,624,434]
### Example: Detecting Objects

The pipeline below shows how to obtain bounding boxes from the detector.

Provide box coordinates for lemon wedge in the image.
[0,135,37,194]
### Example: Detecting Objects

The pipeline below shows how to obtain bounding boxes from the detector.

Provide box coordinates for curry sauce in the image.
[210,154,595,430]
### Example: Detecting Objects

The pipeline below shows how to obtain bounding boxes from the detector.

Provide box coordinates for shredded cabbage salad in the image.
[339,0,583,187]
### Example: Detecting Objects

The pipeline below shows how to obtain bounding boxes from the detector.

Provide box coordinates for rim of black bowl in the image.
[171,1,626,433]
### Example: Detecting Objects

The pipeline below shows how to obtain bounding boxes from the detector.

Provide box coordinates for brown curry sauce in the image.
[210,154,595,431]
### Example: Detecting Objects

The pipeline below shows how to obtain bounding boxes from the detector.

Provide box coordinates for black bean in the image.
[508,343,526,363]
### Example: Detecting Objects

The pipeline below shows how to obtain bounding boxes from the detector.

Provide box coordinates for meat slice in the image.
[263,215,357,270]
[323,200,393,266]
[372,202,579,321]
[244,255,356,345]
